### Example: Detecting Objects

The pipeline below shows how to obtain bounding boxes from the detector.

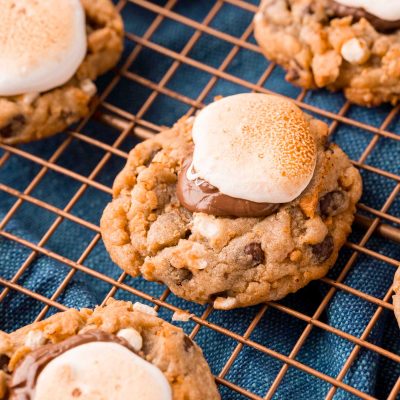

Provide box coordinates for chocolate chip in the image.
[86,14,105,30]
[172,268,193,286]
[286,59,303,83]
[319,191,345,218]
[72,388,82,397]
[244,242,265,266]
[323,138,332,151]
[301,4,312,16]
[183,335,194,352]
[286,68,301,82]
[0,114,25,139]
[60,110,74,121]
[0,354,10,372]
[0,125,13,139]
[311,235,334,263]
[210,291,229,301]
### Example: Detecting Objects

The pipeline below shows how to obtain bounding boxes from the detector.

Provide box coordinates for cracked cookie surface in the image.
[0,299,219,400]
[101,114,362,310]
[0,0,124,144]
[254,0,400,107]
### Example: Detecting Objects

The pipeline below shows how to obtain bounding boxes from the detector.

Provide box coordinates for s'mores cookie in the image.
[0,299,220,400]
[254,0,400,107]
[101,93,362,309]
[0,0,124,144]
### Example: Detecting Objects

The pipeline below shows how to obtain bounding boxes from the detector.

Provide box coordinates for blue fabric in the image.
[1,1,400,398]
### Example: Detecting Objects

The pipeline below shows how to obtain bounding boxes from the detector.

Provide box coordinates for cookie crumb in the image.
[172,311,192,322]
[213,297,237,310]
[133,302,158,317]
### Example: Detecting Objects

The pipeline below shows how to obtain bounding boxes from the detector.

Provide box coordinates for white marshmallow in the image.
[335,0,400,21]
[34,342,172,400]
[117,328,143,351]
[0,0,87,96]
[192,214,222,241]
[341,38,370,65]
[191,94,316,203]
[24,330,46,349]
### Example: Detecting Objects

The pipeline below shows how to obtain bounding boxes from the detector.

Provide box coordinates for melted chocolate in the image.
[330,1,400,32]
[176,157,280,218]
[9,330,135,400]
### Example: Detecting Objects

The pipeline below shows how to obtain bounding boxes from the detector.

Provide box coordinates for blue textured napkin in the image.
[1,1,400,399]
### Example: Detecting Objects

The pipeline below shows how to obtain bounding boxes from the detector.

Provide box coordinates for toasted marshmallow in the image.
[34,342,172,400]
[0,0,87,96]
[335,0,400,21]
[191,94,316,204]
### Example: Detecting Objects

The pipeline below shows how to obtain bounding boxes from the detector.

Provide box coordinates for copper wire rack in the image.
[0,0,400,398]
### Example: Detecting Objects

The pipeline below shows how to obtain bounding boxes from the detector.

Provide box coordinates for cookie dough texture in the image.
[0,0,124,144]
[101,115,362,310]
[0,299,220,400]
[254,0,400,106]
[393,268,400,327]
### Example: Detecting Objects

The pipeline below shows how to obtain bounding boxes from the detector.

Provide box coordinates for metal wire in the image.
[0,0,399,398]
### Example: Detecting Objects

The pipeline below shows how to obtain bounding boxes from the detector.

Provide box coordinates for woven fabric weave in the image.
[0,1,399,399]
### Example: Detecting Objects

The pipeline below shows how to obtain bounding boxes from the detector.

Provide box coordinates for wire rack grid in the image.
[0,0,400,399]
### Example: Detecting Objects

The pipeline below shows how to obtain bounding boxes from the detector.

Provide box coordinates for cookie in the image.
[253,0,400,107]
[393,268,400,327]
[0,0,124,145]
[101,93,362,310]
[0,299,220,400]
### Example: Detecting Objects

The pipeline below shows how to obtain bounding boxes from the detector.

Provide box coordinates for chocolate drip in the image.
[330,1,400,32]
[176,157,280,218]
[9,330,135,400]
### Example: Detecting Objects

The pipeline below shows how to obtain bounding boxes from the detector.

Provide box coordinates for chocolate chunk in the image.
[211,291,229,300]
[173,268,193,286]
[0,115,25,139]
[329,1,400,32]
[72,388,82,397]
[319,191,345,218]
[286,68,301,82]
[286,59,303,83]
[177,157,280,218]
[301,4,312,16]
[0,124,13,139]
[323,138,332,151]
[311,235,334,263]
[0,354,10,372]
[60,110,74,121]
[244,242,265,266]
[183,336,194,352]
